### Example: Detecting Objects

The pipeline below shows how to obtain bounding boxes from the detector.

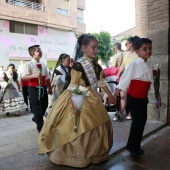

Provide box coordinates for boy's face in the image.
[135,43,152,61]
[33,47,42,60]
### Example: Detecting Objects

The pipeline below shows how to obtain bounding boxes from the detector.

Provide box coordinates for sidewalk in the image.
[0,110,167,170]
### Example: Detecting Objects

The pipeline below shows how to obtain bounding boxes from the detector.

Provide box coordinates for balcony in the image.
[6,0,45,11]
[77,0,85,10]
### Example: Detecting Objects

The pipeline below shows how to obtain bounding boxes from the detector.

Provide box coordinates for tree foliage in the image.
[47,60,57,69]
[92,31,113,65]
[121,35,132,42]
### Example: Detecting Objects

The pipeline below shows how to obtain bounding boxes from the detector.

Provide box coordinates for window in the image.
[10,21,38,35]
[57,8,68,16]
[77,17,83,23]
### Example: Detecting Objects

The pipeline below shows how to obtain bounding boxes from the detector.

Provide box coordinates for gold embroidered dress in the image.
[38,56,113,168]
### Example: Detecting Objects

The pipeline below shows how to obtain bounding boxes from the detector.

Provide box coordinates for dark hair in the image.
[28,45,40,57]
[51,53,70,82]
[127,36,140,47]
[78,34,97,47]
[54,53,70,68]
[2,72,8,82]
[59,53,70,63]
[114,42,121,50]
[7,63,18,82]
[134,38,152,50]
[7,63,15,69]
[75,34,98,61]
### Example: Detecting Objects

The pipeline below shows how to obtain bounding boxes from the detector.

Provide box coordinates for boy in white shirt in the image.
[113,38,161,158]
[22,45,52,132]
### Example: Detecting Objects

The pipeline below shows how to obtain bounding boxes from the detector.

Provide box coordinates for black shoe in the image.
[6,112,9,116]
[25,108,28,111]
[117,112,123,122]
[127,147,141,159]
[130,150,140,159]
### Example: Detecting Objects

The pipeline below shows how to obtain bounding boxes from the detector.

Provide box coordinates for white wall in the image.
[0,20,77,68]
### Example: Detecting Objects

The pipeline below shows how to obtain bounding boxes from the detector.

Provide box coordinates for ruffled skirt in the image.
[48,120,113,168]
[0,97,27,113]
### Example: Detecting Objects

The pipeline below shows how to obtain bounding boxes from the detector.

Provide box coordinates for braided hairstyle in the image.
[51,53,70,82]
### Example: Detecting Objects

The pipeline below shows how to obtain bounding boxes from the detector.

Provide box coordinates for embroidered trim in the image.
[78,56,97,86]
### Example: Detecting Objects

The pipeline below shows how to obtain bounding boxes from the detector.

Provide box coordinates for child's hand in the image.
[109,95,117,105]
[48,88,52,95]
[34,72,41,78]
[71,99,79,115]
[156,94,161,108]
[103,93,109,106]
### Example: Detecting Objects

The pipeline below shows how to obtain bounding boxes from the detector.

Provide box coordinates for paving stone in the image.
[0,110,167,170]
[0,143,26,159]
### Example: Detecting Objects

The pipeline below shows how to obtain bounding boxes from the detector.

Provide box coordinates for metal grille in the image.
[6,0,45,11]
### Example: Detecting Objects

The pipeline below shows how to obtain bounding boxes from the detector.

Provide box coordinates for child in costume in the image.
[38,34,114,168]
[113,38,161,158]
[22,45,52,132]
[46,53,71,116]
[0,64,27,116]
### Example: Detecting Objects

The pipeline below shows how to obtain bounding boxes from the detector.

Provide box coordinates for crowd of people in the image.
[0,34,162,167]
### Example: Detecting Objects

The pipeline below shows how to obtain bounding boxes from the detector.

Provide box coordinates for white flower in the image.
[79,85,87,93]
[72,85,89,96]
[86,91,90,96]
[72,87,76,91]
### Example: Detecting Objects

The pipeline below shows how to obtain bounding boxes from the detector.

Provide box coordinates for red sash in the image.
[28,76,46,87]
[128,80,151,98]
[21,79,29,87]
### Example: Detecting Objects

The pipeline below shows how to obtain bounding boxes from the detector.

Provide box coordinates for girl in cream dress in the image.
[38,34,114,168]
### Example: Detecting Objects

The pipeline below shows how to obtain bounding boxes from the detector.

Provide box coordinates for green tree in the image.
[121,35,132,42]
[47,60,57,69]
[92,31,113,66]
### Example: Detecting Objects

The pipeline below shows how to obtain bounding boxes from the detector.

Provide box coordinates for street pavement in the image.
[0,110,167,170]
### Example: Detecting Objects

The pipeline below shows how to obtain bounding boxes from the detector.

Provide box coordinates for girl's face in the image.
[62,56,70,66]
[125,40,132,51]
[135,43,152,61]
[8,66,14,73]
[82,39,98,59]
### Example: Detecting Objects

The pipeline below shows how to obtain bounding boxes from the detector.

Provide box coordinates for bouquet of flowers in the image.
[36,63,42,100]
[71,85,90,132]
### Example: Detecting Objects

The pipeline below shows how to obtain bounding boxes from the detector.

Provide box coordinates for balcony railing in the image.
[6,0,45,11]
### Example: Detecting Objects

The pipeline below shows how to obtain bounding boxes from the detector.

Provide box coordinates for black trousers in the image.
[126,94,148,152]
[22,86,32,110]
[28,86,48,132]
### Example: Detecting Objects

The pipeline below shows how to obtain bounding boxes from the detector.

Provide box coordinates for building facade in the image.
[135,0,169,123]
[0,0,86,68]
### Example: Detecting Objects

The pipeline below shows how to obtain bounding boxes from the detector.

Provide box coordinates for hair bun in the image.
[78,34,87,47]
